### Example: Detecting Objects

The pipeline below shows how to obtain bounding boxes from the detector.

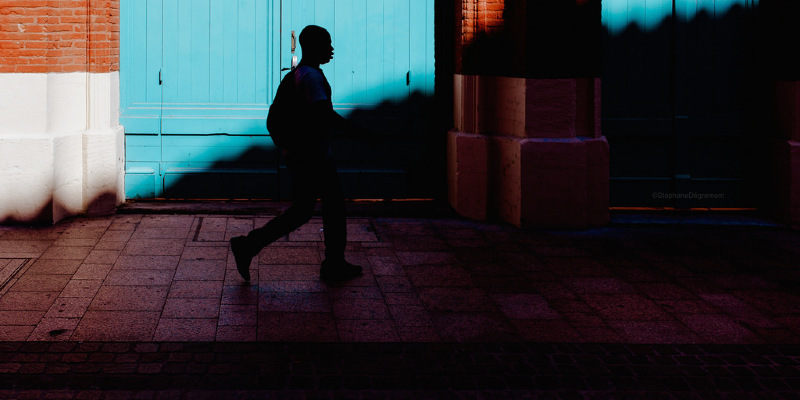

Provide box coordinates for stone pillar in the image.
[0,0,123,224]
[448,0,608,228]
[774,82,800,228]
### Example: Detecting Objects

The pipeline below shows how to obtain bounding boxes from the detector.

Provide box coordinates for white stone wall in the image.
[0,72,124,224]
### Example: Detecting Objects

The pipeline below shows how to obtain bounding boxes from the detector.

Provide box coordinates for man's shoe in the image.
[320,259,363,282]
[230,236,252,281]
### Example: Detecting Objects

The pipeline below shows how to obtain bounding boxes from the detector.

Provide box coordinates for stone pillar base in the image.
[447,131,489,220]
[0,72,124,225]
[773,81,800,229]
[449,74,608,229]
[448,131,609,229]
[773,139,800,229]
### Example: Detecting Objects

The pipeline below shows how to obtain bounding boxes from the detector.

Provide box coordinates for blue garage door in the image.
[120,0,435,200]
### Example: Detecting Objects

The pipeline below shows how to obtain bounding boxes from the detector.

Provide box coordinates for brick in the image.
[1,0,119,72]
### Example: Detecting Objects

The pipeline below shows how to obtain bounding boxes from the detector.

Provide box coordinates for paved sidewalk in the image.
[1,211,799,398]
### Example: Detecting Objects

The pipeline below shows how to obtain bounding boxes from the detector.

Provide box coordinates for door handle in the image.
[291,31,296,53]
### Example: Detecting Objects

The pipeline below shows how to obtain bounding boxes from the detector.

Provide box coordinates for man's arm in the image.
[310,99,378,145]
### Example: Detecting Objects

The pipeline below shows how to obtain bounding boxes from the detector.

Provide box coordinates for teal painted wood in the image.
[122,0,435,199]
[119,0,162,133]
[122,0,280,199]
[160,0,273,134]
[280,0,434,111]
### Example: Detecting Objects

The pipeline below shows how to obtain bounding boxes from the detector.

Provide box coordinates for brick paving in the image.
[1,211,800,398]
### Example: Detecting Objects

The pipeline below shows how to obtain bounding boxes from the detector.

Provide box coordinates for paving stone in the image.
[0,291,59,311]
[430,312,517,342]
[59,279,103,298]
[25,259,83,275]
[153,318,217,341]
[490,293,560,320]
[113,256,180,270]
[367,256,404,276]
[174,260,226,281]
[167,281,223,299]
[375,275,414,293]
[162,298,220,319]
[258,247,321,265]
[123,240,186,256]
[257,312,337,342]
[258,293,331,313]
[44,297,93,319]
[404,264,473,287]
[258,264,319,281]
[9,275,72,293]
[103,270,175,286]
[337,319,400,342]
[675,314,763,344]
[182,246,228,261]
[83,249,122,265]
[89,286,168,311]
[71,311,160,341]
[383,292,423,306]
[582,294,673,321]
[417,287,496,313]
[0,240,52,258]
[38,246,94,260]
[607,321,704,344]
[72,263,113,280]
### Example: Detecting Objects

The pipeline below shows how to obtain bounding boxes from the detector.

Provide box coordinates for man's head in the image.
[299,25,333,65]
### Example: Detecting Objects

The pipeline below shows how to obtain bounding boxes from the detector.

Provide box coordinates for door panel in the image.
[120,0,163,134]
[160,0,274,134]
[122,0,279,199]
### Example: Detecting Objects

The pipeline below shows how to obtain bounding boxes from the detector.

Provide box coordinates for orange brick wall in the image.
[0,0,119,73]
[455,0,504,72]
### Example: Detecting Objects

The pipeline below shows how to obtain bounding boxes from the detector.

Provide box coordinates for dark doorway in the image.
[602,0,765,209]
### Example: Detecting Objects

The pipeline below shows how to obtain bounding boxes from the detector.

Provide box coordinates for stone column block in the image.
[484,76,527,137]
[775,81,800,142]
[520,138,588,228]
[585,136,610,226]
[450,75,609,228]
[447,130,489,220]
[488,137,606,228]
[790,140,800,228]
[488,136,524,225]
[576,78,602,138]
[525,79,577,139]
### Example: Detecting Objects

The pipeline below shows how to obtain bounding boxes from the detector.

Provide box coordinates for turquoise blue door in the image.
[120,0,435,200]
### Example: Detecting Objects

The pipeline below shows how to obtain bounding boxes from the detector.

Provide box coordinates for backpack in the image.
[267,70,298,148]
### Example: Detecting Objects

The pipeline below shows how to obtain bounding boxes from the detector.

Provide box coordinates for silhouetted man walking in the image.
[230,25,373,283]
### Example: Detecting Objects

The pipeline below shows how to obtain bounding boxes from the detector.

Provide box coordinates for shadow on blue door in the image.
[160,89,443,201]
[120,0,445,201]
